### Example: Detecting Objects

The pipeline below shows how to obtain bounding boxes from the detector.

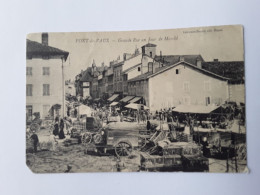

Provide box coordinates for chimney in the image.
[196,59,202,68]
[42,33,48,46]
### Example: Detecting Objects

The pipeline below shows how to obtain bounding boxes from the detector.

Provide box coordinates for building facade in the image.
[26,33,69,120]
[128,61,229,112]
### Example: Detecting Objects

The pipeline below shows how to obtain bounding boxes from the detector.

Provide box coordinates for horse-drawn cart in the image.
[83,122,150,157]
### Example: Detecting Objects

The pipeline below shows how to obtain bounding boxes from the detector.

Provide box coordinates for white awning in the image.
[119,96,135,103]
[107,94,119,102]
[173,105,220,114]
[125,103,149,110]
[129,96,142,103]
[110,102,119,106]
[78,105,92,115]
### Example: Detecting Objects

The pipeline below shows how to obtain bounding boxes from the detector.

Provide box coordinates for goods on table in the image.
[182,155,209,172]
[158,141,202,156]
[140,152,182,171]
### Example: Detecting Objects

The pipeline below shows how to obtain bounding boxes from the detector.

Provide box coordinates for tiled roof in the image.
[154,55,204,66]
[148,61,229,81]
[128,72,153,82]
[128,61,229,83]
[26,39,69,61]
[202,61,245,84]
[80,70,92,82]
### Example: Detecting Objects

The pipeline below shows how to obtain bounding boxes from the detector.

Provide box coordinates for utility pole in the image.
[62,57,65,118]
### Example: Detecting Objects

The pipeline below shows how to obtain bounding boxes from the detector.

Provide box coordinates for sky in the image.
[27,25,244,80]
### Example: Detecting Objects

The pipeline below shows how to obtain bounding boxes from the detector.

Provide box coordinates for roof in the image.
[110,102,119,106]
[173,105,220,114]
[125,103,149,110]
[123,63,141,74]
[129,96,142,103]
[119,96,135,103]
[202,61,244,84]
[128,72,153,82]
[26,39,69,61]
[107,94,119,102]
[148,61,229,81]
[142,43,157,47]
[154,55,204,66]
[113,61,124,68]
[128,61,229,82]
[80,70,92,82]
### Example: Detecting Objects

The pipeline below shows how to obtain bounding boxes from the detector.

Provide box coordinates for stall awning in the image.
[107,94,119,102]
[125,103,149,110]
[129,96,142,103]
[110,102,119,106]
[173,105,220,114]
[119,96,135,103]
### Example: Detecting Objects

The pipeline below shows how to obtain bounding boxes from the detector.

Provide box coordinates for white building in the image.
[26,33,69,121]
[128,61,229,112]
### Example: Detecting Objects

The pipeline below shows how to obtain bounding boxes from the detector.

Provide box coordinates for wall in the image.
[141,55,154,74]
[122,54,142,72]
[113,65,123,93]
[26,58,63,118]
[229,84,245,104]
[148,63,229,112]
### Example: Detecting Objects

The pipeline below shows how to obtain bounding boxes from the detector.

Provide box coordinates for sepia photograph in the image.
[26,25,246,173]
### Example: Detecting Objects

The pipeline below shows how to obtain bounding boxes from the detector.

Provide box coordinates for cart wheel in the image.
[93,134,102,144]
[30,123,40,131]
[115,141,132,157]
[81,132,92,144]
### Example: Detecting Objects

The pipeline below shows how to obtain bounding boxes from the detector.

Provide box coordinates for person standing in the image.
[74,108,77,118]
[53,117,59,136]
[30,130,39,153]
[59,118,65,139]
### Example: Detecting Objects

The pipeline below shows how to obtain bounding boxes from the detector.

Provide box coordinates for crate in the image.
[182,155,209,172]
[140,153,182,171]
[160,142,202,156]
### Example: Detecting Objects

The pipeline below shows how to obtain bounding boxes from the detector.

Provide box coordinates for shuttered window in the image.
[43,84,50,96]
[26,84,33,96]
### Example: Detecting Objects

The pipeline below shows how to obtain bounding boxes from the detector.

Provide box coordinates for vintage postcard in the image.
[26,25,246,173]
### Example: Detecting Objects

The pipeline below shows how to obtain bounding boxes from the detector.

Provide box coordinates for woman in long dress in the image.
[59,118,65,139]
[53,117,59,136]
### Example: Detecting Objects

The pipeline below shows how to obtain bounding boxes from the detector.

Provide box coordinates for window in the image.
[26,84,33,96]
[43,84,50,96]
[26,105,33,121]
[43,67,50,75]
[138,67,141,71]
[176,69,179,74]
[183,82,190,92]
[26,67,32,76]
[150,52,152,57]
[206,97,211,105]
